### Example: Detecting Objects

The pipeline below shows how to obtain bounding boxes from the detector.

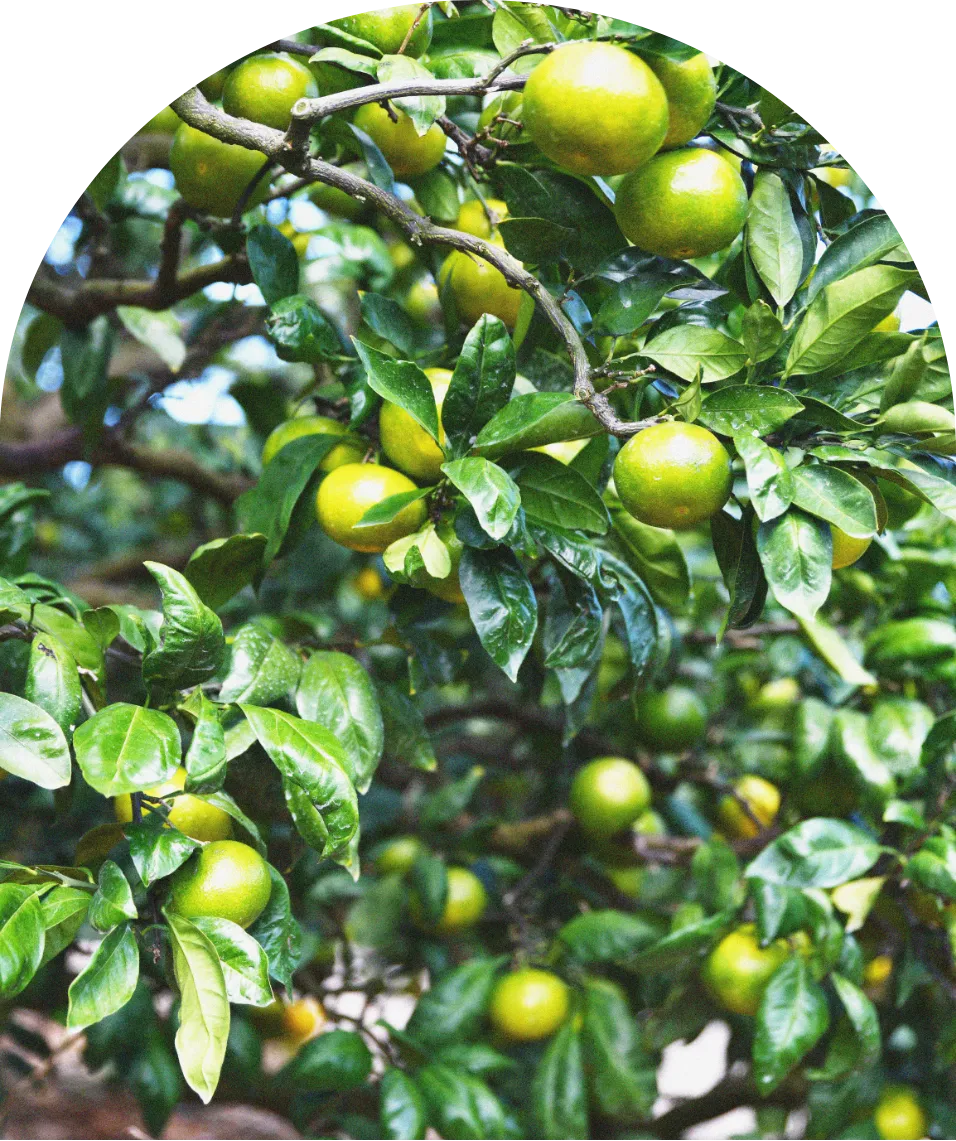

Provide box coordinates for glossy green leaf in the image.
[0,885,46,997]
[406,956,506,1046]
[241,705,358,857]
[741,299,785,363]
[641,325,747,383]
[266,294,348,364]
[512,453,610,535]
[182,691,227,787]
[280,1028,373,1091]
[710,508,768,632]
[442,457,521,541]
[746,818,882,888]
[459,547,538,682]
[218,622,301,706]
[40,886,91,965]
[378,53,446,133]
[296,651,384,794]
[789,465,878,537]
[142,563,225,701]
[734,433,793,522]
[0,692,71,789]
[354,340,439,441]
[24,633,81,736]
[127,814,199,888]
[809,212,903,299]
[533,1021,588,1140]
[747,172,804,305]
[757,509,831,621]
[247,224,300,306]
[442,316,516,458]
[581,977,656,1119]
[249,866,302,990]
[379,685,437,772]
[117,306,187,372]
[88,860,137,931]
[753,957,829,1093]
[698,385,804,436]
[556,910,659,965]
[473,392,601,459]
[73,703,180,796]
[167,910,230,1105]
[190,916,273,1007]
[67,923,139,1030]
[418,1063,508,1140]
[184,533,267,610]
[380,1067,428,1140]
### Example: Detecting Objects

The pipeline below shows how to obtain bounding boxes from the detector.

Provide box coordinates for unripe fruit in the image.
[170,123,272,217]
[168,840,272,929]
[488,968,570,1041]
[316,463,427,554]
[646,53,717,150]
[613,423,732,530]
[441,241,523,328]
[523,43,668,175]
[702,924,789,1016]
[410,866,488,934]
[614,148,749,259]
[329,5,433,58]
[569,757,651,838]
[115,766,232,843]
[831,525,873,570]
[222,53,318,130]
[379,368,451,483]
[874,1085,928,1140]
[716,775,780,840]
[353,103,446,179]
[456,198,509,239]
[262,415,364,471]
[633,686,708,752]
[375,836,426,876]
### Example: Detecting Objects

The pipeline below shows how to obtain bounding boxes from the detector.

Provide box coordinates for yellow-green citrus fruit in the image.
[634,809,667,836]
[881,400,956,435]
[488,968,570,1042]
[647,53,717,150]
[874,1085,928,1140]
[532,439,588,464]
[308,164,369,219]
[316,463,427,554]
[262,415,364,471]
[330,5,433,58]
[751,677,800,714]
[523,42,669,175]
[168,840,272,929]
[411,866,488,934]
[613,421,732,530]
[375,835,426,876]
[223,53,318,130]
[717,775,781,840]
[442,240,522,328]
[114,766,233,843]
[141,106,180,135]
[615,148,749,259]
[815,165,854,189]
[831,525,873,570]
[170,123,271,217]
[634,685,708,752]
[309,58,366,98]
[456,198,509,239]
[198,67,230,102]
[379,367,451,482]
[281,996,326,1045]
[607,865,644,897]
[569,757,652,838]
[352,102,446,179]
[404,276,441,324]
[354,565,389,602]
[873,312,901,333]
[702,924,790,1016]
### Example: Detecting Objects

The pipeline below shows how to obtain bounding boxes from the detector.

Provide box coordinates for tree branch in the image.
[650,1072,804,1138]
[170,86,657,438]
[0,428,249,504]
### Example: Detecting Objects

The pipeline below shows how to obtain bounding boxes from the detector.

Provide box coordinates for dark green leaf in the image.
[88,860,137,931]
[459,547,538,682]
[512,453,609,535]
[247,224,300,306]
[60,317,114,433]
[190,916,273,1007]
[698,386,804,436]
[745,818,882,888]
[281,1028,372,1091]
[406,956,506,1045]
[642,326,747,383]
[734,433,793,522]
[581,977,656,1120]
[442,316,516,458]
[533,1021,588,1139]
[556,910,659,965]
[473,392,601,459]
[218,622,301,706]
[248,866,302,990]
[266,294,348,363]
[183,534,267,610]
[789,465,878,538]
[381,1067,428,1140]
[418,1064,508,1141]
[747,172,803,306]
[127,813,199,888]
[142,563,224,701]
[753,957,829,1093]
[360,292,417,356]
[710,509,768,632]
[354,340,439,441]
[0,885,46,997]
[757,509,831,621]
[809,213,903,299]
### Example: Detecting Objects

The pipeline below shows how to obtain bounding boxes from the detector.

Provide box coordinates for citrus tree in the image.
[1,4,955,1138]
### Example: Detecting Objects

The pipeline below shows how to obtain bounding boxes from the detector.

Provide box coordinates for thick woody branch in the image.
[171,86,654,438]
[0,428,249,504]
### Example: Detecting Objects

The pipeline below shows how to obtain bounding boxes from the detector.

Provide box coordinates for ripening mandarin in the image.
[647,53,717,150]
[170,123,272,217]
[353,103,446,179]
[262,416,365,471]
[316,463,427,554]
[379,368,451,483]
[222,53,318,130]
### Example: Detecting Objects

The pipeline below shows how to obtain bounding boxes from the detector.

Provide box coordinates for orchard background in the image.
[0,3,955,1139]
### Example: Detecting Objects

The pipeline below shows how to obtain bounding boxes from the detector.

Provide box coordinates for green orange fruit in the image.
[308,163,369,219]
[613,421,732,530]
[222,53,318,130]
[702,924,790,1016]
[379,367,451,482]
[488,968,570,1042]
[316,463,427,554]
[170,123,271,217]
[647,52,717,150]
[456,198,509,239]
[442,240,522,328]
[375,836,426,876]
[329,5,433,58]
[262,415,364,471]
[633,685,708,752]
[523,42,669,175]
[569,757,652,838]
[168,840,272,929]
[614,148,749,259]
[353,102,446,179]
[141,106,180,135]
[410,866,488,934]
[831,525,873,570]
[115,766,232,843]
